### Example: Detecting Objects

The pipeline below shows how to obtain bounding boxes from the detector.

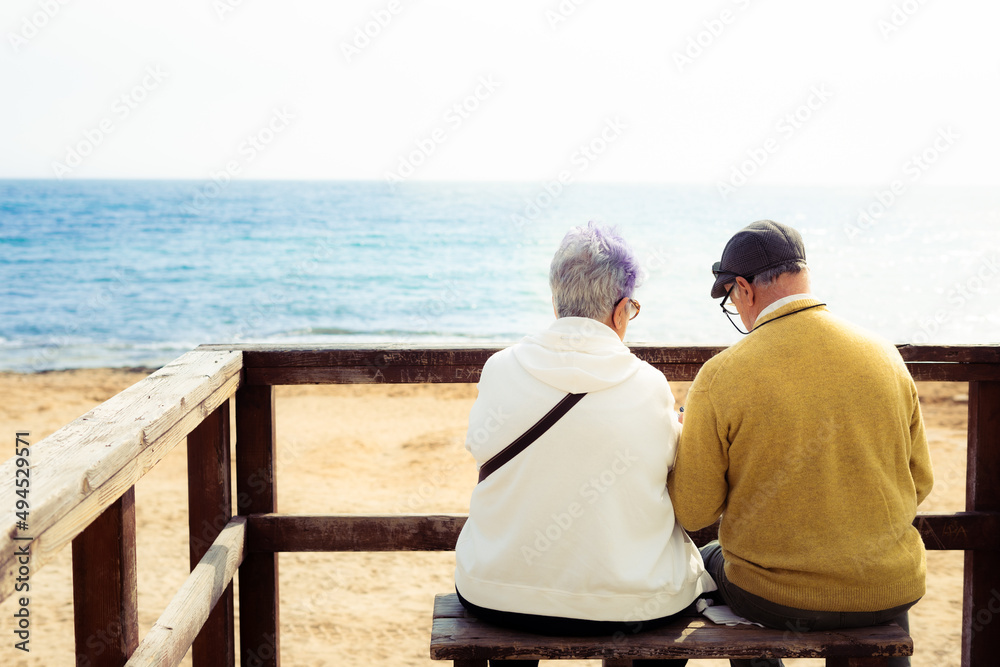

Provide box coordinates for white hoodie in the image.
[454,317,715,622]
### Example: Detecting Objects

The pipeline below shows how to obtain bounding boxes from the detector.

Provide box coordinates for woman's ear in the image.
[615,298,628,327]
[612,298,629,339]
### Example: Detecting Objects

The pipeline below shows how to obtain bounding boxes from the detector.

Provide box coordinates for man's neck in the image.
[755,287,800,314]
[754,293,817,326]
[747,275,812,326]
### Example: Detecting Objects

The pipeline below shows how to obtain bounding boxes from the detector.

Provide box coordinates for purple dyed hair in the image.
[549,221,645,320]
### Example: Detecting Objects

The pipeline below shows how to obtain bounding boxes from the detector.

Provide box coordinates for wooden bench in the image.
[430,593,912,666]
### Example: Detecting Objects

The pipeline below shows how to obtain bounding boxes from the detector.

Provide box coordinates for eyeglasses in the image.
[628,298,640,320]
[719,279,752,335]
[615,297,641,321]
[720,284,740,316]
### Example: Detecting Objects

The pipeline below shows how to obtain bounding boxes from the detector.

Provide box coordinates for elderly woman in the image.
[454,223,715,667]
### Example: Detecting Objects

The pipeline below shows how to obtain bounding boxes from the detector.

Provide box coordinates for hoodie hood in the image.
[511,317,641,393]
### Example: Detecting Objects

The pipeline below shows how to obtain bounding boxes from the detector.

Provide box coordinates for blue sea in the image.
[1,180,998,372]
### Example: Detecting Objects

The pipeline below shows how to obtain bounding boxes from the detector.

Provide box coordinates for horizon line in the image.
[1,177,997,192]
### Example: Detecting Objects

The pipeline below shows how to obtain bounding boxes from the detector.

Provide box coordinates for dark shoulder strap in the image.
[477,392,586,483]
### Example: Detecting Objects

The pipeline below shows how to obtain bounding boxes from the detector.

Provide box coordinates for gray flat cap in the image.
[710,220,806,299]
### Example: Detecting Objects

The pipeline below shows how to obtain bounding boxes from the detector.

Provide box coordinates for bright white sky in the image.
[2,0,998,186]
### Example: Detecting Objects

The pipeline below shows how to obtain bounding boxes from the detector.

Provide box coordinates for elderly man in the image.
[456,222,714,667]
[668,220,933,667]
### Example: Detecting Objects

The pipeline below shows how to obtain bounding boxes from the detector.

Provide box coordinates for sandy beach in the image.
[0,369,970,666]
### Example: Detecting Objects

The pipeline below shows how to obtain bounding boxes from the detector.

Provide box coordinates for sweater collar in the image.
[754,293,817,326]
[753,297,827,330]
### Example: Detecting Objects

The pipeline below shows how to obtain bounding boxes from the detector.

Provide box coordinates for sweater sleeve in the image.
[908,383,934,506]
[668,376,729,531]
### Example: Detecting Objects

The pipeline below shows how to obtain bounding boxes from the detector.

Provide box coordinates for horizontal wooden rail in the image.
[198,343,1000,364]
[248,513,466,552]
[245,512,1000,553]
[0,349,242,605]
[685,512,1000,552]
[895,345,1000,363]
[197,344,1000,384]
[126,516,247,667]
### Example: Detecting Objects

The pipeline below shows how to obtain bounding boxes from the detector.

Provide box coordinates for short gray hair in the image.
[752,260,808,289]
[549,222,644,321]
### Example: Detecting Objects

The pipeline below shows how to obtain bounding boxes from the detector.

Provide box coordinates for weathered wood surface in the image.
[895,345,1000,364]
[202,345,504,385]
[246,365,485,385]
[962,381,1000,667]
[205,344,506,367]
[429,593,912,661]
[199,342,1000,365]
[244,361,1000,385]
[692,513,1000,551]
[187,402,235,667]
[903,363,1000,382]
[0,350,242,605]
[914,512,1000,550]
[195,344,1000,384]
[246,512,997,553]
[72,488,139,667]
[236,384,280,667]
[248,514,467,552]
[125,516,246,667]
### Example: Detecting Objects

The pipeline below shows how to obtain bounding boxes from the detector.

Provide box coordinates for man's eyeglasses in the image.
[718,276,753,335]
[720,285,740,316]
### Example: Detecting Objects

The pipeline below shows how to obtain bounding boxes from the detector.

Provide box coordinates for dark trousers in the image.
[456,587,688,667]
[699,541,917,667]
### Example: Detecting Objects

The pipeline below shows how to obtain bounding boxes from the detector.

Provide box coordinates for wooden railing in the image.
[1,344,998,667]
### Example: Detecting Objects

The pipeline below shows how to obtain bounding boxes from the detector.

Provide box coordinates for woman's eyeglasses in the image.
[627,298,640,320]
[615,297,641,321]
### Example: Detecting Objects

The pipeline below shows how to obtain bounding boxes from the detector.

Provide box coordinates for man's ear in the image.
[737,277,755,307]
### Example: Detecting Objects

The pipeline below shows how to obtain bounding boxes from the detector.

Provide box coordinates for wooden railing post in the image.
[962,380,1000,667]
[187,400,235,666]
[236,384,280,667]
[72,487,139,666]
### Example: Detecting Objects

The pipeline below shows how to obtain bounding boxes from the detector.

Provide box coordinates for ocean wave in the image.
[0,338,197,372]
[0,330,527,372]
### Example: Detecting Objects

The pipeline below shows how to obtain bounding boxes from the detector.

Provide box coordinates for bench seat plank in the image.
[430,594,912,662]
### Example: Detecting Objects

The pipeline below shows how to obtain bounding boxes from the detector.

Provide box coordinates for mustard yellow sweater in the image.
[669,298,933,612]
